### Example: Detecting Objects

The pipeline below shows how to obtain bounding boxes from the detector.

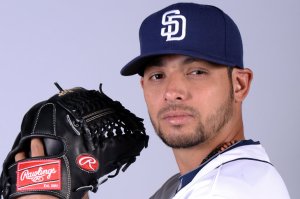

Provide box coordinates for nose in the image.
[163,74,188,103]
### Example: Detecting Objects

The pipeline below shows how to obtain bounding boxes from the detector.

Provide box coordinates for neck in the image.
[173,121,244,175]
[172,143,215,174]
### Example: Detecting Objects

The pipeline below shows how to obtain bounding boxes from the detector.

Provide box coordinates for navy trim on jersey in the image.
[178,140,261,191]
[219,157,273,167]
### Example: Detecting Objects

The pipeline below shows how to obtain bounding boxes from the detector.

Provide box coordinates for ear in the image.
[232,68,253,102]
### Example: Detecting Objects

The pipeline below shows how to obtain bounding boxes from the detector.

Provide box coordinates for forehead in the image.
[143,54,224,71]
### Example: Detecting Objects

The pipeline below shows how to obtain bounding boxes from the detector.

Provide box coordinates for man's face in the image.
[141,55,234,149]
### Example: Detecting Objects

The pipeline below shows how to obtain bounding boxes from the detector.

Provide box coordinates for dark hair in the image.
[227,66,234,98]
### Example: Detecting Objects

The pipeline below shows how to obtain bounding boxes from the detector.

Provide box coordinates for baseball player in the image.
[120,2,290,199]
[2,2,291,199]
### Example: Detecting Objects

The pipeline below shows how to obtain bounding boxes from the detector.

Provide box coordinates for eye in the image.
[149,73,164,80]
[188,69,207,76]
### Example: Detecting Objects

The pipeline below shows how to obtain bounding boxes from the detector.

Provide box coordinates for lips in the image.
[161,111,194,125]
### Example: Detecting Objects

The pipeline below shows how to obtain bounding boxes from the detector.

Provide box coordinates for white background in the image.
[0,0,299,198]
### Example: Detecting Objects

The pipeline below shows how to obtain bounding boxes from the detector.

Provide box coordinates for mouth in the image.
[161,111,194,126]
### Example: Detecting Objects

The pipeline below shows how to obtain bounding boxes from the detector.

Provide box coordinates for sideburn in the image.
[227,67,234,99]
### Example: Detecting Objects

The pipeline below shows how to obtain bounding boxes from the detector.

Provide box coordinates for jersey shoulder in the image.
[178,159,290,199]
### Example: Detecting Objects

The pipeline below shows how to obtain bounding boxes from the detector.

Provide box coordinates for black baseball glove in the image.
[0,83,148,199]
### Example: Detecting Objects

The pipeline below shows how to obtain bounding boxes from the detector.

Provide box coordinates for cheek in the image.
[143,89,161,117]
[193,86,226,113]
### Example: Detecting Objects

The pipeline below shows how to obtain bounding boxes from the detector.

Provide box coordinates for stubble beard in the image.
[150,93,234,149]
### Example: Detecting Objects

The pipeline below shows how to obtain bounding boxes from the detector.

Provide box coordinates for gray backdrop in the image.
[0,0,299,198]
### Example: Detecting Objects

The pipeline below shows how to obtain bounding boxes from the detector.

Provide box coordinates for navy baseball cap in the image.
[121,3,244,76]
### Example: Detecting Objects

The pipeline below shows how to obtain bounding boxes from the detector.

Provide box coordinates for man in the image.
[14,2,290,199]
[121,2,290,199]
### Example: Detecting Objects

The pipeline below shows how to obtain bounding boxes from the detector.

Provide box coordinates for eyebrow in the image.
[145,56,198,68]
[182,56,198,65]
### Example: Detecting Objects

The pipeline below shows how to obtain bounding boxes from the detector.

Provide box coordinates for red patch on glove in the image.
[17,159,61,191]
[76,154,99,172]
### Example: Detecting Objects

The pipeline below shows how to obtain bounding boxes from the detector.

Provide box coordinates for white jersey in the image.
[150,140,290,199]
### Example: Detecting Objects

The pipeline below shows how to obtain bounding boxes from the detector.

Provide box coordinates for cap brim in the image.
[120,50,237,76]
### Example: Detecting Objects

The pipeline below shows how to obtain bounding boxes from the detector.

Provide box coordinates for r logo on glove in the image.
[76,154,99,172]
